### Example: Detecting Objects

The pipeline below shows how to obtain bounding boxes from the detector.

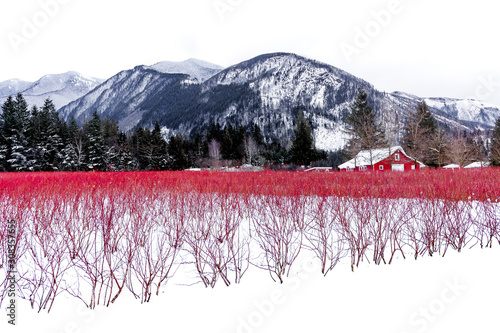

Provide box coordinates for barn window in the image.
[394,153,400,161]
[379,165,384,171]
[360,166,367,171]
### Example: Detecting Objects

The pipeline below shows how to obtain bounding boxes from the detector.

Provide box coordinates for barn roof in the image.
[338,146,423,169]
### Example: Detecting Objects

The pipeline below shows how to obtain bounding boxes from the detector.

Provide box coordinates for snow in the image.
[464,162,490,169]
[3,245,498,332]
[148,59,223,82]
[443,164,461,169]
[424,97,500,128]
[313,123,347,152]
[0,72,103,110]
[0,79,32,98]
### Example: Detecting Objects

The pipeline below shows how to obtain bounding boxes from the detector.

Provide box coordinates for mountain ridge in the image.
[0,71,104,110]
[59,53,500,150]
[4,53,499,151]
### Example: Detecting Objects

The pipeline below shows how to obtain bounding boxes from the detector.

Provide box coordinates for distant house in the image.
[338,146,424,172]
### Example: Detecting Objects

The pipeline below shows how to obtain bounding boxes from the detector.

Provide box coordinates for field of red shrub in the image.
[0,169,499,311]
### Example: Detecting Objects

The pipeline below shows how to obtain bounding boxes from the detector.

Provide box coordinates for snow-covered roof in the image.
[443,164,461,169]
[464,161,490,169]
[304,167,333,172]
[339,146,422,169]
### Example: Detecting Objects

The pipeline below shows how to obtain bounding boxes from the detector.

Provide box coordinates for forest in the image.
[0,89,498,173]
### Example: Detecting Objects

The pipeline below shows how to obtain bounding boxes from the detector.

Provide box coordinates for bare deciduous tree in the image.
[244,136,259,165]
[208,139,221,168]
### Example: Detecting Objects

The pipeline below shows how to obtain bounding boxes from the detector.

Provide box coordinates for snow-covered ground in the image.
[2,245,499,333]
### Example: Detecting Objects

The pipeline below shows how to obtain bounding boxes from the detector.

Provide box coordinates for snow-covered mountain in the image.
[424,97,499,128]
[0,72,103,110]
[0,79,32,98]
[196,53,384,150]
[59,66,197,132]
[148,58,223,82]
[58,53,500,150]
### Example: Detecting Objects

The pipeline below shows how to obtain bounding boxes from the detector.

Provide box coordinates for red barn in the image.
[338,146,424,172]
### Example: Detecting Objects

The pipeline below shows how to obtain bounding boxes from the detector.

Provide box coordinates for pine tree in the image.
[150,121,167,170]
[167,134,189,170]
[129,125,166,170]
[0,96,15,170]
[102,117,121,170]
[116,133,136,171]
[1,94,32,171]
[61,117,85,171]
[489,117,500,166]
[221,125,234,160]
[402,101,438,167]
[83,111,106,171]
[251,123,265,147]
[30,99,63,171]
[343,87,386,165]
[187,132,204,166]
[420,106,437,135]
[290,110,316,166]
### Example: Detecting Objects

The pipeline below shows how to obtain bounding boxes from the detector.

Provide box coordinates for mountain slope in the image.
[59,66,200,132]
[0,72,103,110]
[59,53,500,151]
[0,79,32,98]
[148,58,223,82]
[424,97,499,128]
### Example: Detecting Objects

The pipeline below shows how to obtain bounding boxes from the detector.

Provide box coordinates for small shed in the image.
[338,146,424,172]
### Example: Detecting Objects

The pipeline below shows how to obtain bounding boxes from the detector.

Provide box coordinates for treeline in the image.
[0,94,328,172]
[343,87,492,168]
[3,90,495,173]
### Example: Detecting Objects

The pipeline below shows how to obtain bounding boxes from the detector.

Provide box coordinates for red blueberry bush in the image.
[0,168,499,311]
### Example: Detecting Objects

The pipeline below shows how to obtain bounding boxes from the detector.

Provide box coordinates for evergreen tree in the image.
[0,97,15,170]
[30,99,63,171]
[418,101,437,135]
[1,94,32,171]
[129,125,166,170]
[206,122,223,144]
[343,87,386,166]
[251,123,265,146]
[290,110,315,166]
[150,121,168,170]
[221,125,234,160]
[167,134,189,170]
[102,117,122,170]
[115,132,136,171]
[187,132,204,166]
[130,127,145,169]
[490,117,500,166]
[83,111,106,171]
[61,117,85,171]
[402,101,437,166]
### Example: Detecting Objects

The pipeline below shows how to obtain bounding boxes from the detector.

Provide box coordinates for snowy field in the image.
[2,246,499,333]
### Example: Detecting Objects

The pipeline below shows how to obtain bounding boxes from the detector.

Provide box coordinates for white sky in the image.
[1,0,499,105]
